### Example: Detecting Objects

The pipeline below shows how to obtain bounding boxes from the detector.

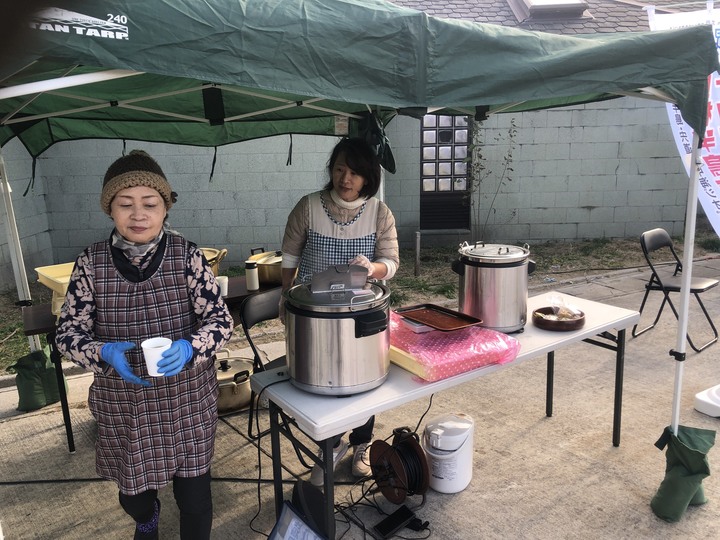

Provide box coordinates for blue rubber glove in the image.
[101,342,151,387]
[157,339,194,377]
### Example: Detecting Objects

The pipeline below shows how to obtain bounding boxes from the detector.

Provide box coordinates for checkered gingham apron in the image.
[88,236,218,494]
[297,192,379,283]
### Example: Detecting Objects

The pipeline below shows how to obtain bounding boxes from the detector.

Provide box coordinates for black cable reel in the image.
[369,426,430,504]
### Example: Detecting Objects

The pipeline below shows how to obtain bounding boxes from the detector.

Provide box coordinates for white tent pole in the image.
[671,131,702,435]
[0,150,41,351]
[0,69,142,101]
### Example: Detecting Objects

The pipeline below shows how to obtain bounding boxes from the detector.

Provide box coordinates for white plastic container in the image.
[245,260,260,291]
[422,412,474,493]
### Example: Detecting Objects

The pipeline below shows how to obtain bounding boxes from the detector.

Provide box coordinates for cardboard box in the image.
[389,345,430,379]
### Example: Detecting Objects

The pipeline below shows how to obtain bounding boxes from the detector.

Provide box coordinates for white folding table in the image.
[250,292,640,538]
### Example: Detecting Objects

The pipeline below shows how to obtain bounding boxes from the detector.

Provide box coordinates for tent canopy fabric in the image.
[0,0,718,158]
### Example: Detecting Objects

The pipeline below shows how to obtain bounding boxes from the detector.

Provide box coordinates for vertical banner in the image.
[648,6,720,236]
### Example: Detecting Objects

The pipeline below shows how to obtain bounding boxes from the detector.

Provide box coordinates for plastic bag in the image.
[6,349,65,412]
[544,293,583,320]
[389,311,520,382]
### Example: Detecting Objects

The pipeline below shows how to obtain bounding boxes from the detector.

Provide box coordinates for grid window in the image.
[422,178,436,191]
[438,178,453,191]
[421,114,470,193]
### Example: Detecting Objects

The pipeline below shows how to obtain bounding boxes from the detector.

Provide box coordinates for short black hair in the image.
[323,137,382,198]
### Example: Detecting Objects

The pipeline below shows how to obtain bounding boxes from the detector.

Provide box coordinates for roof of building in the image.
[390,0,705,33]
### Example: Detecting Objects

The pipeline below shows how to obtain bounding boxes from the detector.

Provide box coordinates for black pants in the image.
[345,415,374,446]
[118,471,213,539]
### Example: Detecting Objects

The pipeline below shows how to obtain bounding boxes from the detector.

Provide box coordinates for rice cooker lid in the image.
[424,413,475,450]
[256,250,282,265]
[216,357,253,384]
[458,241,529,264]
[286,282,389,312]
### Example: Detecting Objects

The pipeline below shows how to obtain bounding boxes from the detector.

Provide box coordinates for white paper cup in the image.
[141,337,172,377]
[216,275,229,296]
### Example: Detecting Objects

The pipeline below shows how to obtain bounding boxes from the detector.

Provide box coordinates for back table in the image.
[250,292,640,538]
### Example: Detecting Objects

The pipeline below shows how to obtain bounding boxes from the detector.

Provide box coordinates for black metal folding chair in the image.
[631,227,719,352]
[239,286,287,439]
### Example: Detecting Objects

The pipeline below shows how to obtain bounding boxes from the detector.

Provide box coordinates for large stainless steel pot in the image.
[248,248,283,285]
[451,241,535,333]
[284,279,391,396]
[216,357,253,413]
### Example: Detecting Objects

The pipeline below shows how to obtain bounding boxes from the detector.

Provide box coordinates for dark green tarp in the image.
[0,0,718,157]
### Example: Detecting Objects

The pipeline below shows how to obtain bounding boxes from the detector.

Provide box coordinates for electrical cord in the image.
[413,394,434,435]
[247,377,295,538]
[244,391,438,538]
[334,479,375,538]
[393,436,424,496]
[372,428,430,508]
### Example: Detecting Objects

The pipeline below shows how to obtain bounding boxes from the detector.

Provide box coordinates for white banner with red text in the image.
[647,6,720,236]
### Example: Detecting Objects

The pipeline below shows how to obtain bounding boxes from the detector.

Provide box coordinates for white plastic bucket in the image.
[421,412,474,493]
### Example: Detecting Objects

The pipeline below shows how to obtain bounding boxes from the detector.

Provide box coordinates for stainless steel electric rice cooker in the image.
[451,241,535,333]
[283,265,391,396]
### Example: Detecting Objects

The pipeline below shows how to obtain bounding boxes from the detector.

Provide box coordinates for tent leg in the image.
[671,133,702,435]
[0,151,39,351]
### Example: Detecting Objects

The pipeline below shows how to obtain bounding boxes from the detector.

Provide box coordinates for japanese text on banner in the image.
[648,7,720,232]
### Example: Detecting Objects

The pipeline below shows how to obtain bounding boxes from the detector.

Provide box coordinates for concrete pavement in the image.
[2,257,720,539]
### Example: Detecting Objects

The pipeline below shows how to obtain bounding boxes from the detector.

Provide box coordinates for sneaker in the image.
[309,440,349,487]
[134,498,160,540]
[258,394,270,409]
[351,442,372,478]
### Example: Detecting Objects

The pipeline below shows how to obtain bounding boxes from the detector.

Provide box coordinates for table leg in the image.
[546,350,554,417]
[583,331,626,447]
[612,329,626,447]
[321,437,336,539]
[48,332,75,453]
[269,400,284,519]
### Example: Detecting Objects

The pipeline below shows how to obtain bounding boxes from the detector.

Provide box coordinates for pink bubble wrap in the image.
[389,310,521,382]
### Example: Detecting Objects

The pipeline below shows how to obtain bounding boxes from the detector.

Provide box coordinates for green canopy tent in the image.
[0,0,718,331]
[1,0,717,157]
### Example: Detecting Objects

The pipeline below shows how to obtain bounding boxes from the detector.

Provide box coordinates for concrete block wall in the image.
[0,138,54,292]
[38,136,340,270]
[475,97,689,244]
[0,95,697,293]
[384,116,421,246]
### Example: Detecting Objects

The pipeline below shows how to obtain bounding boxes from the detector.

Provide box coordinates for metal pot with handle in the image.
[248,247,283,285]
[215,353,254,413]
[451,241,535,333]
[200,247,227,276]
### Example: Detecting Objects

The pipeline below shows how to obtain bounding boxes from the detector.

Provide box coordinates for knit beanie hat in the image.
[100,150,176,215]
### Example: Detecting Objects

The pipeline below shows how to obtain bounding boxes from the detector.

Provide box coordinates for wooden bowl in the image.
[532,306,585,331]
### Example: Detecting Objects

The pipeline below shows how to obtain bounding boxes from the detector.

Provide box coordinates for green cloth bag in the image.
[651,425,716,522]
[6,349,66,412]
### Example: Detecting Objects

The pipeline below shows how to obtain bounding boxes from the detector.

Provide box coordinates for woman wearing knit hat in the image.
[55,150,234,539]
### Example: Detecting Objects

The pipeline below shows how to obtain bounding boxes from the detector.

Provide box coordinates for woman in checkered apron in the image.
[55,151,233,539]
[280,137,400,487]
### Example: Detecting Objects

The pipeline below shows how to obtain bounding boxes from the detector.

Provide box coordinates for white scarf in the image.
[330,189,367,209]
